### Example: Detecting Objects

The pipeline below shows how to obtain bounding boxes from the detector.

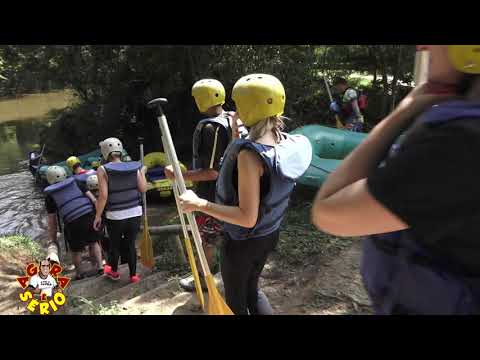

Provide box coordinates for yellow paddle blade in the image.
[140,216,155,269]
[205,275,234,315]
[184,236,205,310]
[335,116,344,129]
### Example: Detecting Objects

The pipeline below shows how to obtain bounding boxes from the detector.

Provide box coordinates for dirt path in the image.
[261,239,372,315]
[0,238,372,315]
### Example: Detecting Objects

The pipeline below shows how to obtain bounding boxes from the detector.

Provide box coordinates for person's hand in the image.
[141,165,147,174]
[93,215,102,231]
[330,101,341,113]
[178,190,207,213]
[164,165,175,180]
[228,111,240,139]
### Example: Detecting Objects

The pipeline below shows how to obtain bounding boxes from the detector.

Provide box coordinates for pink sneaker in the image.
[103,265,112,274]
[130,275,141,283]
[104,266,120,281]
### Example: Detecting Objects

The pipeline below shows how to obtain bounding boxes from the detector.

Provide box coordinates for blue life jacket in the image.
[215,133,312,240]
[103,161,142,212]
[361,100,480,315]
[44,177,94,224]
[192,114,230,170]
[192,112,248,170]
[74,169,96,188]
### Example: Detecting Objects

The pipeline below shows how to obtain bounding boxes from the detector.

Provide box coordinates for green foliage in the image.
[75,297,122,315]
[0,234,44,259]
[0,45,416,160]
[276,188,354,266]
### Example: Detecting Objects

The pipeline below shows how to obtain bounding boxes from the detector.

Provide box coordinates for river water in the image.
[0,102,177,244]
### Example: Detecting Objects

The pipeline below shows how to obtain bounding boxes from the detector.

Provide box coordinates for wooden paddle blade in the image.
[184,236,205,310]
[140,216,155,269]
[205,275,234,315]
[335,116,344,129]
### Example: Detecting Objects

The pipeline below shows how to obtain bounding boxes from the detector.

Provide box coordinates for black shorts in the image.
[64,212,100,252]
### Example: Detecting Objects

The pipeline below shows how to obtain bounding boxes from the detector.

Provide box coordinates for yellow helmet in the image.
[191,79,225,113]
[66,156,81,170]
[448,45,480,74]
[232,74,286,127]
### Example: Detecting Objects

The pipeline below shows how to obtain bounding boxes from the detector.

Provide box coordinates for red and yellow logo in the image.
[17,261,71,315]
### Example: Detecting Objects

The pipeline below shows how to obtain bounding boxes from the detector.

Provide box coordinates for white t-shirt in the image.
[29,274,57,297]
[106,205,143,220]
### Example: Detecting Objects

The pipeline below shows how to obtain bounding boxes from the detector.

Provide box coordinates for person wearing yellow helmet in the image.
[165,79,248,292]
[179,74,312,314]
[312,45,480,314]
[66,156,88,175]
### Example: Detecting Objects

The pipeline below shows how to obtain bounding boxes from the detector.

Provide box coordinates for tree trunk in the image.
[378,48,390,118]
[390,46,403,112]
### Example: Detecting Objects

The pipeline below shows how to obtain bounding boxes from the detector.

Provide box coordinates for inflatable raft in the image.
[289,125,368,188]
[28,149,192,198]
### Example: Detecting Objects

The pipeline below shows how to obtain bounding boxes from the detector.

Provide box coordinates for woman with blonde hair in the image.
[179,74,312,315]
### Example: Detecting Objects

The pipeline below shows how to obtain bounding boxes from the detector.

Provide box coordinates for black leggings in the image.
[220,230,279,315]
[106,216,141,276]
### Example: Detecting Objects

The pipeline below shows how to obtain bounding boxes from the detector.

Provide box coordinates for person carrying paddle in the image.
[178,74,312,315]
[330,77,366,132]
[164,79,247,292]
[312,45,480,314]
[44,165,103,280]
[93,137,147,283]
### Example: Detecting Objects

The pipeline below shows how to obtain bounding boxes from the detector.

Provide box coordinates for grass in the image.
[0,89,77,123]
[0,234,44,260]
[276,193,354,267]
[74,297,122,315]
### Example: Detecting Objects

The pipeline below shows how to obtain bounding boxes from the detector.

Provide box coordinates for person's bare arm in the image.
[85,191,97,205]
[137,167,147,193]
[351,99,363,121]
[94,166,108,230]
[179,150,263,228]
[47,214,58,244]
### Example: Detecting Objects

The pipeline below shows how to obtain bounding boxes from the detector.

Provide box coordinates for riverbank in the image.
[0,90,76,123]
[0,235,45,314]
[0,190,372,315]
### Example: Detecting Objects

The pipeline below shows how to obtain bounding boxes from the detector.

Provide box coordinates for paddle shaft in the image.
[323,77,344,128]
[414,48,430,86]
[155,110,211,278]
[161,136,192,246]
[323,77,334,102]
[139,142,148,218]
[162,135,205,309]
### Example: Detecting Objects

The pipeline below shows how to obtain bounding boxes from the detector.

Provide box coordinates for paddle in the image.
[139,139,155,269]
[414,46,430,86]
[160,135,205,311]
[323,76,344,129]
[148,97,233,315]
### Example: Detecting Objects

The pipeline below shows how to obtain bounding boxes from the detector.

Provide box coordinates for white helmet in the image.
[46,166,67,185]
[99,137,123,161]
[86,174,98,190]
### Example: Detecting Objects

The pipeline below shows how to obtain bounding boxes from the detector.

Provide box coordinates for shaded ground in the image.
[0,187,372,315]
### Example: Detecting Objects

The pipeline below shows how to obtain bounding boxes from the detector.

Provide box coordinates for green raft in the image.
[290,125,368,188]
